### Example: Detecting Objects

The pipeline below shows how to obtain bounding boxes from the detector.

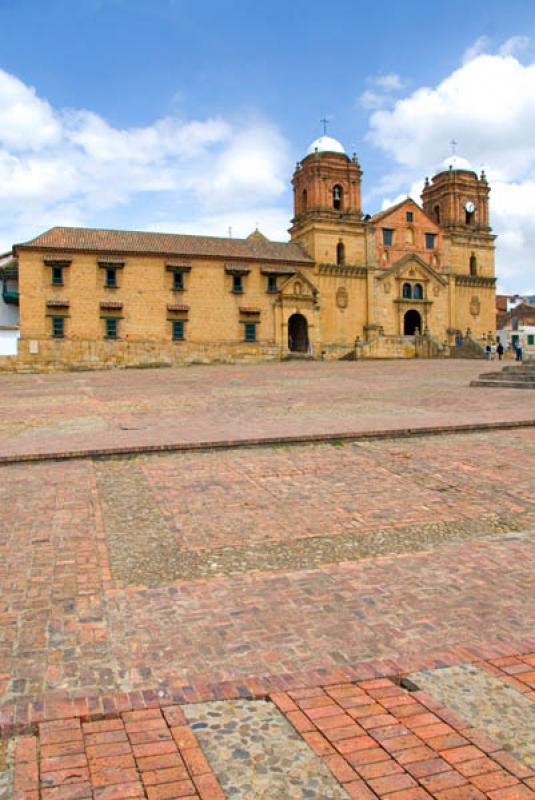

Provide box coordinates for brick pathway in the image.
[0,360,533,461]
[2,363,535,797]
[11,674,535,798]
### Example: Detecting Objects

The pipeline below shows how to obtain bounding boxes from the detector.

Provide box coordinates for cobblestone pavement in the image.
[183,699,349,798]
[0,360,533,460]
[409,665,535,769]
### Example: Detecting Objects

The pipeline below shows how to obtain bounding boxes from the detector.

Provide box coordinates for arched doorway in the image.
[404,309,422,335]
[288,313,308,352]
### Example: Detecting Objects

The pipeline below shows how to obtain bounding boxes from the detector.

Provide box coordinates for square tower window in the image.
[406,211,414,222]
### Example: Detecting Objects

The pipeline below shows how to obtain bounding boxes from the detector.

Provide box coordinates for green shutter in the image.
[244,322,257,342]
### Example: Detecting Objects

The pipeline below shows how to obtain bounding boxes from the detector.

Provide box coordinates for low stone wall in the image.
[0,337,281,373]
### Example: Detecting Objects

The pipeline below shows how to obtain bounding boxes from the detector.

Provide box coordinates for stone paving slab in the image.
[183,699,349,798]
[409,665,535,769]
[1,360,534,461]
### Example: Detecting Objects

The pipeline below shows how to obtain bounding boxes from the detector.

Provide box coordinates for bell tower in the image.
[421,159,490,230]
[421,155,495,279]
[289,135,365,266]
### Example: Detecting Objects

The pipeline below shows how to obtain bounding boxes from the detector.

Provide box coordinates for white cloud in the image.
[462,36,491,64]
[374,73,404,91]
[499,35,530,58]
[365,39,535,291]
[0,68,291,251]
[359,73,405,111]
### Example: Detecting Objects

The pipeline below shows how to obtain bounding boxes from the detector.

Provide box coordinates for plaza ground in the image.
[0,360,533,461]
[1,360,535,799]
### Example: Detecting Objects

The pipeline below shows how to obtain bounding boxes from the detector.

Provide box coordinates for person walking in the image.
[496,340,504,360]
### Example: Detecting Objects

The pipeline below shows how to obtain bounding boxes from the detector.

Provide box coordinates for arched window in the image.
[466,209,474,225]
[413,283,423,300]
[302,189,308,210]
[406,227,414,244]
[332,184,343,210]
[402,282,412,299]
[470,254,477,276]
[434,205,440,224]
[336,241,345,266]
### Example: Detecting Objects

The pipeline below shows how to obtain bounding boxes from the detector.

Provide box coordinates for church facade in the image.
[5,135,496,371]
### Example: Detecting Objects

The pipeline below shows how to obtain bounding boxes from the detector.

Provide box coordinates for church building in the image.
[3,135,496,370]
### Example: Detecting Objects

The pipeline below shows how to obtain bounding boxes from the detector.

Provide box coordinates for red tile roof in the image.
[16,226,313,265]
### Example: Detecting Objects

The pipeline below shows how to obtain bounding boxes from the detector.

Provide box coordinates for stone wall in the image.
[0,337,281,373]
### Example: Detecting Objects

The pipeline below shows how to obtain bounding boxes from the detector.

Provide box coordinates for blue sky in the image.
[1,0,535,290]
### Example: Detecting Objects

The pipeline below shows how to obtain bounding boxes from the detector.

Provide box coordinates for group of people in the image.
[485,338,522,361]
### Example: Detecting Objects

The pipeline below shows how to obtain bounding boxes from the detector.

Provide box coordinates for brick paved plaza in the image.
[1,361,535,799]
[0,360,533,461]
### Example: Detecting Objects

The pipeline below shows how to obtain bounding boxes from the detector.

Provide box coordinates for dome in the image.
[439,154,473,172]
[307,135,346,155]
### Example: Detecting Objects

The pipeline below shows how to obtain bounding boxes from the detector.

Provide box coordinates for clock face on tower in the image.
[465,201,475,213]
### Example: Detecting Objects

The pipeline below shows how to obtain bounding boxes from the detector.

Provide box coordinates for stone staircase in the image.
[471,362,535,389]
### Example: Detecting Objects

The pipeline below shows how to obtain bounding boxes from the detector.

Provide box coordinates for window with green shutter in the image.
[244,322,257,342]
[105,318,118,339]
[528,334,535,345]
[51,316,65,338]
[172,320,185,340]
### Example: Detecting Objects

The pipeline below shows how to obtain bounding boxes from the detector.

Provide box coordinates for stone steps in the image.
[471,363,535,389]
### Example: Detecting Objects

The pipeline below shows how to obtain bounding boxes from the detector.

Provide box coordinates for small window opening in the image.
[434,205,440,224]
[332,184,343,210]
[470,254,477,276]
[244,322,257,342]
[465,210,474,225]
[425,233,436,250]
[413,283,423,300]
[267,275,277,293]
[302,189,308,210]
[173,271,184,290]
[232,274,243,293]
[51,316,64,338]
[52,266,63,286]
[105,318,118,339]
[406,211,414,222]
[402,282,412,299]
[106,268,117,288]
[172,320,185,340]
[382,228,394,246]
[336,241,346,266]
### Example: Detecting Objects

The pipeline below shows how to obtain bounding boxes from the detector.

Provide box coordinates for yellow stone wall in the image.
[18,250,314,347]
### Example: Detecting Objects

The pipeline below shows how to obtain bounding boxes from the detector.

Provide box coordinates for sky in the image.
[0,0,534,292]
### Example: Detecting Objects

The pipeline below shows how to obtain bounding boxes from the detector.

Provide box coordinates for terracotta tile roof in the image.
[16,226,313,265]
